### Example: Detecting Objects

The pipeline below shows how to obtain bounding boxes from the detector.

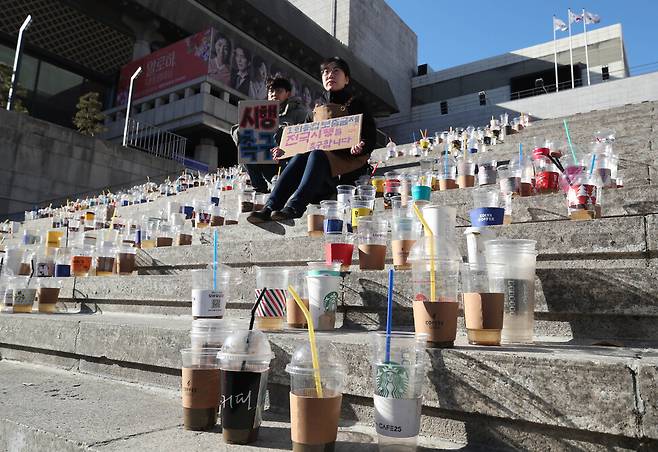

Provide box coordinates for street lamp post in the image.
[122,66,143,147]
[6,15,32,111]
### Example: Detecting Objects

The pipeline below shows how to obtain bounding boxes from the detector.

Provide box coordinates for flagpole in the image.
[568,8,575,89]
[582,8,591,86]
[553,16,559,92]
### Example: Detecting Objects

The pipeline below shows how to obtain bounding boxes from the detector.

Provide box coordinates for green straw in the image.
[563,120,578,164]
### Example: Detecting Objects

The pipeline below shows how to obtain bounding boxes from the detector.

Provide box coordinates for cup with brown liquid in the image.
[180,348,221,431]
[356,217,388,271]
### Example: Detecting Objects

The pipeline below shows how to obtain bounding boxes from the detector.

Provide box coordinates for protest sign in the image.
[237,100,279,164]
[279,114,362,159]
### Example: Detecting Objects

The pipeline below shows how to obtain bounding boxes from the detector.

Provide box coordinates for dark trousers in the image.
[245,163,280,193]
[266,150,336,212]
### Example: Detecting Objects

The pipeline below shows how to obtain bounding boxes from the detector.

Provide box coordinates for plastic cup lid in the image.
[285,340,345,375]
[217,330,273,362]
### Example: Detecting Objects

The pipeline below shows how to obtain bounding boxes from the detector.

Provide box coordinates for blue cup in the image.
[54,264,71,277]
[182,206,194,219]
[324,218,343,234]
[210,196,220,206]
[469,208,505,226]
[411,185,431,201]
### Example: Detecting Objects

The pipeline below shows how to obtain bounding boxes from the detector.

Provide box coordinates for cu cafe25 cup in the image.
[286,339,345,452]
[370,331,427,452]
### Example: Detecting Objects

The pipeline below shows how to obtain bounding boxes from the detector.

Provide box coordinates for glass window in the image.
[36,61,83,98]
[0,43,39,92]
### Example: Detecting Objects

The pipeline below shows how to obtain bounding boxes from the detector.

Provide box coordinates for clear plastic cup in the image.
[437,155,457,190]
[357,217,388,271]
[324,233,355,272]
[567,173,600,220]
[34,247,55,277]
[350,196,374,231]
[472,187,499,208]
[190,318,243,349]
[477,159,497,186]
[180,348,221,431]
[356,184,376,200]
[461,263,504,346]
[306,204,324,238]
[321,200,344,234]
[498,164,521,195]
[371,176,385,198]
[191,265,233,319]
[457,155,476,188]
[370,332,427,451]
[287,269,309,328]
[286,339,345,452]
[37,277,62,313]
[336,185,356,206]
[485,240,537,344]
[218,330,273,444]
[95,241,116,276]
[254,267,289,330]
[10,276,36,313]
[2,246,24,276]
[391,217,421,271]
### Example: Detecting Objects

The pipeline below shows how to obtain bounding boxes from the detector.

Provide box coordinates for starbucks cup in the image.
[357,217,388,271]
[287,269,310,329]
[286,339,345,452]
[37,278,62,313]
[461,263,504,346]
[370,332,427,452]
[306,274,341,330]
[191,265,232,319]
[218,330,273,445]
[180,348,221,431]
[485,240,537,344]
[391,217,421,271]
[254,267,289,330]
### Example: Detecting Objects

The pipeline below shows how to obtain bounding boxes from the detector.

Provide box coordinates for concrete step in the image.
[0,314,656,450]
[0,360,465,452]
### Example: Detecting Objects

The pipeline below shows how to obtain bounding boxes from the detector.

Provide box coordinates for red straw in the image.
[371,162,380,176]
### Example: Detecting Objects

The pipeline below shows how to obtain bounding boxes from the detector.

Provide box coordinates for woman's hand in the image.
[350,141,365,155]
[271,147,284,161]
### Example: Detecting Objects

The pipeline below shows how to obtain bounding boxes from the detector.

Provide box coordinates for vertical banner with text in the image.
[237,100,279,164]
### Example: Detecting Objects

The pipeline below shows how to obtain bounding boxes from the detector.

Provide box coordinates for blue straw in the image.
[588,154,597,176]
[385,268,394,364]
[213,228,218,290]
[519,143,523,166]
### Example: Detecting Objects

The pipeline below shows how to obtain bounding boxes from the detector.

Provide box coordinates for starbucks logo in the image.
[376,363,409,399]
[324,291,338,312]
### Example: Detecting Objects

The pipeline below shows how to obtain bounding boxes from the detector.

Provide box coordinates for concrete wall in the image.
[381,71,658,140]
[0,109,183,218]
[288,0,417,116]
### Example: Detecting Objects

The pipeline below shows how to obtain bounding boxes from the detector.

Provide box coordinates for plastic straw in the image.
[413,204,436,302]
[371,162,380,177]
[213,228,218,290]
[288,285,323,398]
[248,288,267,331]
[563,120,578,164]
[519,143,523,166]
[385,269,394,364]
[589,154,597,176]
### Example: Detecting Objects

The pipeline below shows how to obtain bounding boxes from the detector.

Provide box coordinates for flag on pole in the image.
[553,17,568,32]
[568,10,582,24]
[584,11,601,24]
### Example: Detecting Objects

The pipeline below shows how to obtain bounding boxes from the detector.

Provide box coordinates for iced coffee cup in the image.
[287,269,310,329]
[470,187,505,227]
[370,332,427,451]
[438,155,457,190]
[391,217,421,271]
[306,204,324,238]
[11,276,37,313]
[567,173,599,220]
[190,318,242,350]
[485,240,537,344]
[37,278,62,313]
[180,348,221,431]
[218,330,273,445]
[351,195,374,231]
[357,217,388,271]
[477,159,497,186]
[210,206,225,227]
[70,246,93,277]
[324,233,354,272]
[254,266,289,330]
[457,154,476,188]
[286,339,345,452]
[306,273,341,330]
[116,245,136,275]
[191,265,232,319]
[461,263,504,345]
[95,241,116,276]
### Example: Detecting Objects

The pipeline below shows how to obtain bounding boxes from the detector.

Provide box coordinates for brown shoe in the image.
[247,207,272,224]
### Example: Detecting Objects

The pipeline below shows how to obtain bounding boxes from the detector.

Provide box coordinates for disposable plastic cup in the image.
[210,206,225,227]
[321,200,344,234]
[190,318,243,349]
[306,204,324,238]
[2,246,24,276]
[306,274,341,330]
[472,187,499,208]
[350,196,374,230]
[37,278,62,313]
[254,267,289,330]
[356,184,376,200]
[218,330,273,445]
[461,263,504,345]
[70,247,93,277]
[286,339,345,452]
[485,240,537,344]
[567,174,599,220]
[116,245,136,275]
[336,185,356,206]
[180,348,221,431]
[191,266,231,319]
[370,332,427,451]
[10,277,37,313]
[357,217,388,271]
[477,161,497,186]
[371,176,385,198]
[324,233,354,272]
[457,159,476,188]
[498,165,521,195]
[287,269,309,329]
[391,217,421,270]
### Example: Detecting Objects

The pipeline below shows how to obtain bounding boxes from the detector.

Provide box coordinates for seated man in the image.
[247,57,376,223]
[231,77,311,193]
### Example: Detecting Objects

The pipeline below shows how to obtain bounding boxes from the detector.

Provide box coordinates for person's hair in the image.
[214,34,231,64]
[266,76,292,92]
[251,55,268,81]
[233,46,251,63]
[320,56,351,78]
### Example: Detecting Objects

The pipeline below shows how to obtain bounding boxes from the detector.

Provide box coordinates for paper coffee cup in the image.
[306,275,341,331]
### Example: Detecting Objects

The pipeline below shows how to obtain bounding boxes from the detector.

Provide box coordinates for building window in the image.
[602,66,609,81]
[440,101,448,115]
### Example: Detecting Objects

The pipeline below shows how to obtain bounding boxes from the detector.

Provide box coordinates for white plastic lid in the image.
[285,340,345,375]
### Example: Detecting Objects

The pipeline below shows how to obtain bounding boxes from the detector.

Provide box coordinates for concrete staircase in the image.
[2,100,658,451]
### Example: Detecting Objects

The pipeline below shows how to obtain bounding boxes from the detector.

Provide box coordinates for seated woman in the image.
[247,56,377,223]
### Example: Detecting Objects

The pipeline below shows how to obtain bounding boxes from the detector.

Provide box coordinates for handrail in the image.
[124,117,187,163]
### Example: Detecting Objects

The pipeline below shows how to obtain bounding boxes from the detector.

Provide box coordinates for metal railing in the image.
[123,117,187,162]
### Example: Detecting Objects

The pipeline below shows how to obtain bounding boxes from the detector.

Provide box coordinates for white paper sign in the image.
[374,395,422,439]
[191,289,226,317]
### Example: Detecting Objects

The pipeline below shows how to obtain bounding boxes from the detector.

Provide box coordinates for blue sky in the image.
[385,0,658,75]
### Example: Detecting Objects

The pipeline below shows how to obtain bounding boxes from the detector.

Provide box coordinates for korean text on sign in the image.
[279,114,362,159]
[237,100,279,164]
